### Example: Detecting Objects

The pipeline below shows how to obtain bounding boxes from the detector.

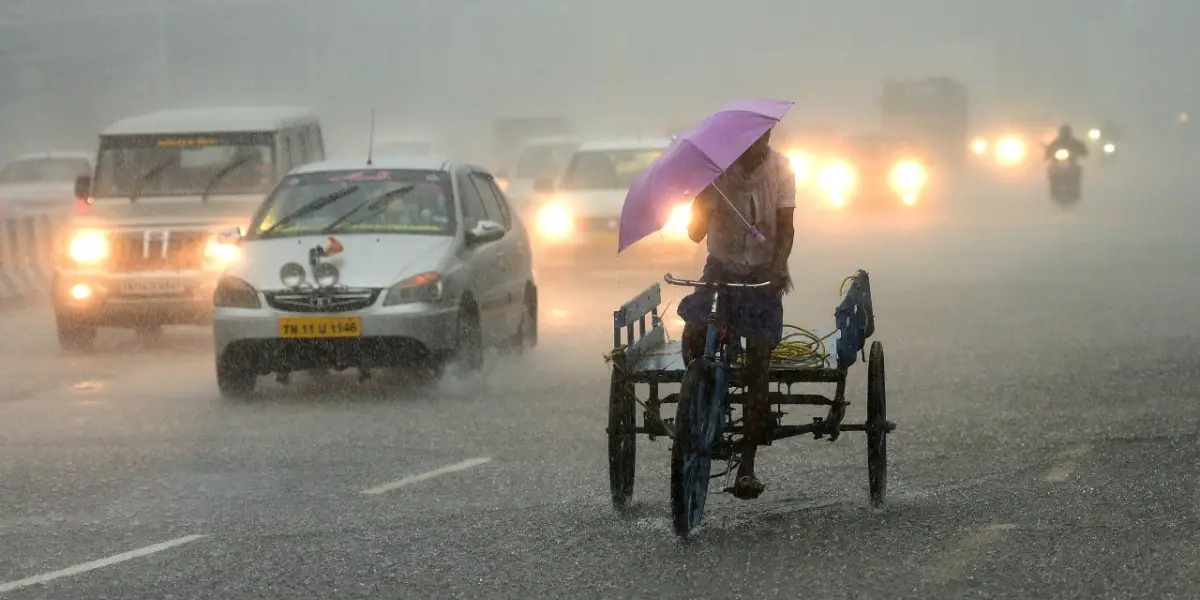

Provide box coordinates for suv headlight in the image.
[383,272,443,306]
[68,231,109,264]
[213,276,261,308]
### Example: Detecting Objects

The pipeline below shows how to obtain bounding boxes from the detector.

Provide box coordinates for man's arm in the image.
[770,155,797,286]
[688,185,717,243]
[771,208,795,281]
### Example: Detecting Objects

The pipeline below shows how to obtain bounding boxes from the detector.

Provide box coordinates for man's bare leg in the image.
[734,335,772,498]
[681,321,706,366]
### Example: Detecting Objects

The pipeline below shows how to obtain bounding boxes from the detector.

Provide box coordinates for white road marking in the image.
[360,457,492,495]
[927,523,1016,584]
[1042,444,1091,483]
[0,534,207,593]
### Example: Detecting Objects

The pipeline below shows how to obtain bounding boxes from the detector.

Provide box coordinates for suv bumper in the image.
[51,269,219,326]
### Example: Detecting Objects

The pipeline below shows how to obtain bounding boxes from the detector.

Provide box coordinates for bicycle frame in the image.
[703,286,732,431]
[666,273,772,439]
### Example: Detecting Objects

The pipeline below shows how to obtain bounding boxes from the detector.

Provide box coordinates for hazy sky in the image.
[0,0,1192,160]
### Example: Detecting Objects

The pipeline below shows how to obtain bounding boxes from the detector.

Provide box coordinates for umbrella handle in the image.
[749,226,767,245]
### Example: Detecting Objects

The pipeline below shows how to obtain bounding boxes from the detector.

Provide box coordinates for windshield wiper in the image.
[199,154,256,202]
[129,158,176,203]
[258,186,360,236]
[322,184,418,233]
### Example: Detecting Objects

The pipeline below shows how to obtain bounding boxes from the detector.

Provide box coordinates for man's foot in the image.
[725,475,766,500]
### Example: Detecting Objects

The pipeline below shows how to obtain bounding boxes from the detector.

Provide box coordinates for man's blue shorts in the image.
[676,257,784,347]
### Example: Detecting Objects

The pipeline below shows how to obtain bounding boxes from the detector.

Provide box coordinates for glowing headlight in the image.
[383,272,442,306]
[536,203,572,239]
[68,231,108,264]
[1103,143,1115,153]
[663,201,692,236]
[971,138,988,155]
[204,239,241,264]
[1054,148,1070,161]
[785,150,813,182]
[995,137,1026,164]
[889,160,927,191]
[1088,129,1101,140]
[818,161,855,195]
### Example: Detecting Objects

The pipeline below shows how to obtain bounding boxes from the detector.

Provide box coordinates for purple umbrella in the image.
[618,97,794,253]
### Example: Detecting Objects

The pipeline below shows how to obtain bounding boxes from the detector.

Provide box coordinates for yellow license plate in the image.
[278,316,362,339]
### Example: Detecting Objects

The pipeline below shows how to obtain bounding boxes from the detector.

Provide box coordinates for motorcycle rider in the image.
[1044,124,1089,162]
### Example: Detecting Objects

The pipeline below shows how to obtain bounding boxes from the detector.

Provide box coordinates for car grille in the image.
[109,230,208,271]
[263,288,381,313]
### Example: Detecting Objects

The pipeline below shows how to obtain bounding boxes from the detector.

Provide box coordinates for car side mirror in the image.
[466,220,506,246]
[216,226,244,245]
[73,175,91,200]
[532,178,555,194]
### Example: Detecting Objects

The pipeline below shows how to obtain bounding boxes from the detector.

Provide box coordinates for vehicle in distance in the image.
[814,134,931,210]
[56,106,326,350]
[211,156,536,398]
[493,135,581,214]
[528,138,696,264]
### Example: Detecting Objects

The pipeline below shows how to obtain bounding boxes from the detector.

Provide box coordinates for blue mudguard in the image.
[834,270,875,368]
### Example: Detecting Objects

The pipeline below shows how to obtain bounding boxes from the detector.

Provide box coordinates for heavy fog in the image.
[0,0,1194,159]
[5,1,1200,598]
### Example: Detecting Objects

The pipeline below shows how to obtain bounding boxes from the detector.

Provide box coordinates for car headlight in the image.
[536,203,572,239]
[383,272,443,306]
[785,149,813,182]
[67,231,109,264]
[1103,143,1115,153]
[818,161,855,197]
[213,276,261,308]
[970,138,988,155]
[1088,129,1101,140]
[1054,148,1071,161]
[663,200,692,236]
[204,238,241,265]
[995,137,1026,165]
[889,160,927,191]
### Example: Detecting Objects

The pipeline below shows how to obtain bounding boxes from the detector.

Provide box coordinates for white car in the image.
[495,136,581,212]
[528,138,695,263]
[211,156,536,398]
[0,151,93,215]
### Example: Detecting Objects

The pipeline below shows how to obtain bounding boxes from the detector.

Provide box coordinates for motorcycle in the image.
[1046,147,1082,205]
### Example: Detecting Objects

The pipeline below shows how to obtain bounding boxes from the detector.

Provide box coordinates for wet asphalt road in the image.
[2,167,1200,599]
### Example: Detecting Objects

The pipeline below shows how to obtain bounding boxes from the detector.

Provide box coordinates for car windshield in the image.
[91,132,276,198]
[558,148,662,190]
[248,169,455,239]
[0,158,91,183]
[513,143,578,179]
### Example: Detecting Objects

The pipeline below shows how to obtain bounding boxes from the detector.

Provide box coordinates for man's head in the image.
[736,128,773,171]
[1058,124,1073,139]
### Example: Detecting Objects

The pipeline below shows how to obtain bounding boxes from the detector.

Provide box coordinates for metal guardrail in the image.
[0,205,68,306]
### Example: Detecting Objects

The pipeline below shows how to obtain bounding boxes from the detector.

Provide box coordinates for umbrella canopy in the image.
[618,98,793,253]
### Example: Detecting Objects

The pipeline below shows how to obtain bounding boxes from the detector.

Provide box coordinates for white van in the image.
[55,106,325,350]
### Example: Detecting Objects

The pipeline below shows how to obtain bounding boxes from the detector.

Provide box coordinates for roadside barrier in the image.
[0,208,65,306]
